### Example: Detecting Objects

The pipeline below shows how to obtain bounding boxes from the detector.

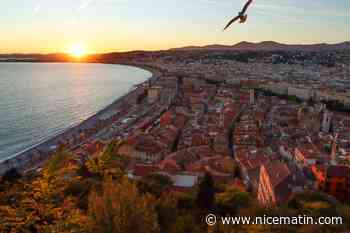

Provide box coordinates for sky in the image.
[0,0,349,53]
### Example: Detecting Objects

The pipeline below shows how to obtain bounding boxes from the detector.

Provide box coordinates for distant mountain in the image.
[172,41,350,51]
[173,44,232,51]
[2,41,350,61]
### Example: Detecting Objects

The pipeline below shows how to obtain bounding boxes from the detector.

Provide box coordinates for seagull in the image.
[223,0,253,30]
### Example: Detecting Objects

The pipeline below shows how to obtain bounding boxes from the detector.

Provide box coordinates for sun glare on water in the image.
[68,44,88,58]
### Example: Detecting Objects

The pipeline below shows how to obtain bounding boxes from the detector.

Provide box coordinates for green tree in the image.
[324,144,332,155]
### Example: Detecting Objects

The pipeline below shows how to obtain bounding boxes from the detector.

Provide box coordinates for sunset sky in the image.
[1,0,349,53]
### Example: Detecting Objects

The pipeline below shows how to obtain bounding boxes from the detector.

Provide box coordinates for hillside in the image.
[172,41,350,51]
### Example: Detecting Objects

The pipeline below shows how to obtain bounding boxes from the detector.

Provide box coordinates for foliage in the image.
[47,149,71,176]
[1,140,350,233]
[324,144,332,154]
[221,160,237,174]
[88,178,160,233]
[1,168,22,183]
[215,187,252,215]
[288,191,338,210]
[138,173,173,197]
[169,212,203,233]
[0,141,127,233]
[176,191,196,209]
[155,195,178,233]
[287,95,302,103]
[0,159,89,232]
[85,140,128,180]
[196,172,216,210]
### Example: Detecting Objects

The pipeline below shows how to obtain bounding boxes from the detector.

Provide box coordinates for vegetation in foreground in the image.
[1,140,350,233]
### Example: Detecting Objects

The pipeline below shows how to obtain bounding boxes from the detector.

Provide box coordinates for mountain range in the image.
[173,41,350,51]
[1,41,350,60]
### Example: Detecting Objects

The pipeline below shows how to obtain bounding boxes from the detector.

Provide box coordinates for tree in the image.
[138,173,173,197]
[155,195,178,233]
[215,187,252,215]
[85,140,128,181]
[1,168,22,183]
[324,144,332,155]
[47,149,70,176]
[171,212,203,233]
[88,178,160,233]
[196,172,215,210]
[287,191,338,211]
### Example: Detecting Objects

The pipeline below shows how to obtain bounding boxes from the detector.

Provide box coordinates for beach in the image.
[0,63,161,176]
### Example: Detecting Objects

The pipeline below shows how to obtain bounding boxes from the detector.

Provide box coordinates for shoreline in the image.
[0,62,162,176]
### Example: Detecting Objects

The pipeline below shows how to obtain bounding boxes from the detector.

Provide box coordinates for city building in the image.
[148,86,162,104]
[250,89,255,105]
[312,165,350,202]
[257,162,304,206]
[322,110,332,133]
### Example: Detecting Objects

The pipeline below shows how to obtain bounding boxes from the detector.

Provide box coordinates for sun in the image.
[68,44,87,58]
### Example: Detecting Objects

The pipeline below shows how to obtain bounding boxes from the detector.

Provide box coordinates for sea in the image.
[0,62,151,162]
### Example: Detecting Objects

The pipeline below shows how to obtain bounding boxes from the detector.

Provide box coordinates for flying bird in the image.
[223,0,253,30]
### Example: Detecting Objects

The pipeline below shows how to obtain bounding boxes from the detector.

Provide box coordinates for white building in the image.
[322,110,332,133]
[148,86,162,104]
[288,87,313,100]
[250,89,255,105]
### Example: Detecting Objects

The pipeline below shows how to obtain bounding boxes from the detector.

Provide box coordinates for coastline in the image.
[0,62,162,176]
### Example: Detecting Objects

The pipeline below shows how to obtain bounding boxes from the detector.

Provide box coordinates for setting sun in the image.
[68,44,87,58]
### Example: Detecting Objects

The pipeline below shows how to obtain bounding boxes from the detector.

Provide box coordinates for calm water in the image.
[0,63,151,162]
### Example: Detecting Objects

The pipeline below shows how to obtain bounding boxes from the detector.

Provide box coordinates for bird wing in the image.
[223,15,240,30]
[241,0,253,14]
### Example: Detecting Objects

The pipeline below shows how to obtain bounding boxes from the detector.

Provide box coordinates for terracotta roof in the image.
[265,162,291,187]
[165,146,217,167]
[133,164,160,177]
[167,186,193,193]
[260,162,298,205]
[135,136,164,154]
[297,145,320,160]
[159,159,182,174]
[238,152,270,171]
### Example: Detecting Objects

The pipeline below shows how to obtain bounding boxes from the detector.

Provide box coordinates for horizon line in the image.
[1,40,350,55]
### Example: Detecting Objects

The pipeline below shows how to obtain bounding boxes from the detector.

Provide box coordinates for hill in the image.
[172,41,350,51]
